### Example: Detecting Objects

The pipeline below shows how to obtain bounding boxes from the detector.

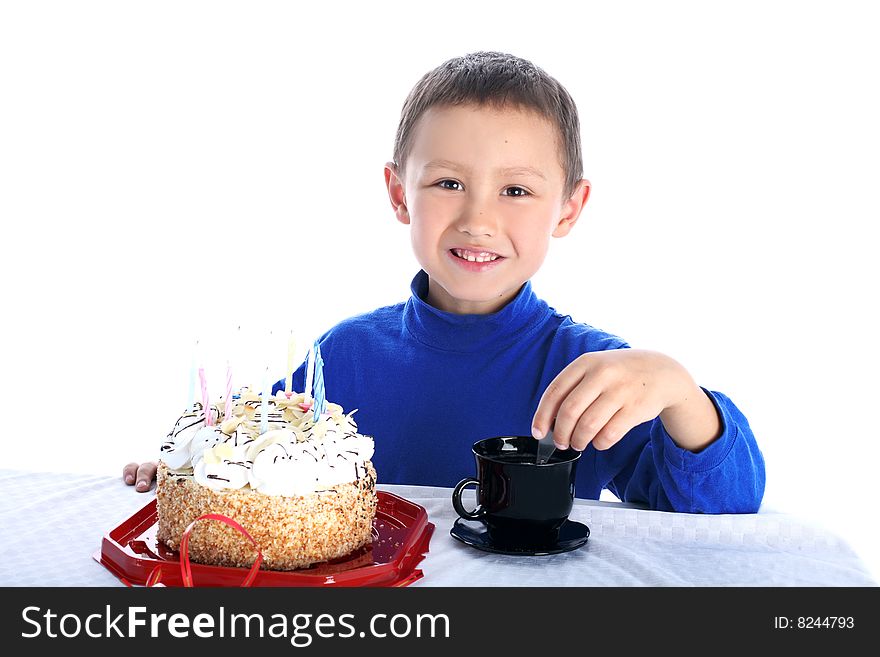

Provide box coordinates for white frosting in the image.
[248,429,323,496]
[161,389,374,496]
[317,421,376,488]
[159,404,218,470]
[193,432,252,491]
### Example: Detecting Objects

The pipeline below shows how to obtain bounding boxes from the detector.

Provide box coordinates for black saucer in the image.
[450,518,590,556]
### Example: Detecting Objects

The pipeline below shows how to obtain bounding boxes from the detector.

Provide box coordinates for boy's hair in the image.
[392,51,583,200]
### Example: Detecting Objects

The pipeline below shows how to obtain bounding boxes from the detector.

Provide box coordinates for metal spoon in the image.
[535,428,556,465]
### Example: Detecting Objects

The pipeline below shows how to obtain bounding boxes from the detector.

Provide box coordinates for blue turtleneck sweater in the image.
[274,271,765,513]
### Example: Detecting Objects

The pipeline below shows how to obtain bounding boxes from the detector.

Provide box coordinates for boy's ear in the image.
[552,179,591,238]
[384,161,410,225]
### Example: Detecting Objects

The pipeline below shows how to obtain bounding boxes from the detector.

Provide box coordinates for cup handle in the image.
[452,477,485,520]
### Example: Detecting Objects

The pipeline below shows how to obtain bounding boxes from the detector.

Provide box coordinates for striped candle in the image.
[303,343,316,404]
[223,360,233,421]
[312,343,325,420]
[199,366,211,426]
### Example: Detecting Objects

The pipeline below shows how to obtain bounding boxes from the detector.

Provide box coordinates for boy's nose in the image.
[455,206,497,237]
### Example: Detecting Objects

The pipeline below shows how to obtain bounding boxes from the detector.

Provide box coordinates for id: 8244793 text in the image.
[773,617,854,629]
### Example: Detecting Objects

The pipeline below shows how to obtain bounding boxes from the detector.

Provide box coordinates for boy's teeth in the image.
[453,249,500,263]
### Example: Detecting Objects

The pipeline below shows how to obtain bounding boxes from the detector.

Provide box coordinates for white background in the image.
[2,1,878,581]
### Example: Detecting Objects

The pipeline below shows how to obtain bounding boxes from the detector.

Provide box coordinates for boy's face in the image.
[385,103,590,314]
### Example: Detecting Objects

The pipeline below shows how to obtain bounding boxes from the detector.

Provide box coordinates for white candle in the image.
[223,360,233,421]
[260,364,270,434]
[186,339,198,411]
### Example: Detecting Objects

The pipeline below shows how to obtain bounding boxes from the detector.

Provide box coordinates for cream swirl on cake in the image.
[159,403,221,470]
[160,388,374,496]
[248,429,322,496]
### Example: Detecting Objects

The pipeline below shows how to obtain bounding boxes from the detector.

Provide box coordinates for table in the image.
[0,469,875,586]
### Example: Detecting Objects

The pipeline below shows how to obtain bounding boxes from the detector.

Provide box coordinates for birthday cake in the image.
[156,388,378,571]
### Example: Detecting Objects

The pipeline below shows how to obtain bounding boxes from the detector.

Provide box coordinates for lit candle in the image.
[312,343,325,420]
[285,331,296,395]
[303,342,316,405]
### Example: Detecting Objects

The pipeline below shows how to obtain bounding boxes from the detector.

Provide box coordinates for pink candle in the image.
[199,366,211,427]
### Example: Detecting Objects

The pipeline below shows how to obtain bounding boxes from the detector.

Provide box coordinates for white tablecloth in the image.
[0,469,874,586]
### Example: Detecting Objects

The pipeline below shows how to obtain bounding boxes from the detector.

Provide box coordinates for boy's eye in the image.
[436,180,530,197]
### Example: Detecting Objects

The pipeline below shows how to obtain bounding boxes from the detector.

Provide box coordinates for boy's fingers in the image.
[122,463,139,485]
[549,381,604,448]
[590,408,640,451]
[532,360,593,438]
[532,378,572,439]
[135,462,158,492]
[569,398,626,451]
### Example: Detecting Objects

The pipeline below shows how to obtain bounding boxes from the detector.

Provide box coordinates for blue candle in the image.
[304,343,316,404]
[312,343,326,421]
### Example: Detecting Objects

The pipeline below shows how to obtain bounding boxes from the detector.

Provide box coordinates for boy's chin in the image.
[429,279,524,313]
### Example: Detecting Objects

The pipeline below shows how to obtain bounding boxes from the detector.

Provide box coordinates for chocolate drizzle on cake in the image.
[160,387,375,496]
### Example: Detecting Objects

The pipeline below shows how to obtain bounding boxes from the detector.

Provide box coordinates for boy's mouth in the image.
[450,248,502,263]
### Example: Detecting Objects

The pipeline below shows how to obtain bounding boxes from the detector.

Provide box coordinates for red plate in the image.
[94,491,434,587]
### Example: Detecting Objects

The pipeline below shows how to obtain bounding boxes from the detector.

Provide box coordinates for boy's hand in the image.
[123,462,158,492]
[532,349,721,453]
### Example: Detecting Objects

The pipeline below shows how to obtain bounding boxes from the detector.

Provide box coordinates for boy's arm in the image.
[532,347,765,513]
[602,390,766,513]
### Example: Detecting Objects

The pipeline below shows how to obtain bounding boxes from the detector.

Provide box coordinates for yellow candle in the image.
[285,331,296,394]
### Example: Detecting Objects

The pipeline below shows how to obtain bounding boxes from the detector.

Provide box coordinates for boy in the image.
[126,51,765,513]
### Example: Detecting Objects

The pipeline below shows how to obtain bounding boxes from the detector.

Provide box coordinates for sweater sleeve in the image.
[603,388,766,513]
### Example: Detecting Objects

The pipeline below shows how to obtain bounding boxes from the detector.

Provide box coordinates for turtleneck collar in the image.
[402,270,554,353]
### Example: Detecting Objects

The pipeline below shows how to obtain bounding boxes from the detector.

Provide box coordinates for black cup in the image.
[452,436,581,549]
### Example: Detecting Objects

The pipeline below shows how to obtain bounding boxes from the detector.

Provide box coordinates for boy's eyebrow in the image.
[422,159,547,181]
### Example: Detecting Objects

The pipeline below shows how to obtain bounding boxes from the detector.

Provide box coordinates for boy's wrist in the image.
[659,385,723,453]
